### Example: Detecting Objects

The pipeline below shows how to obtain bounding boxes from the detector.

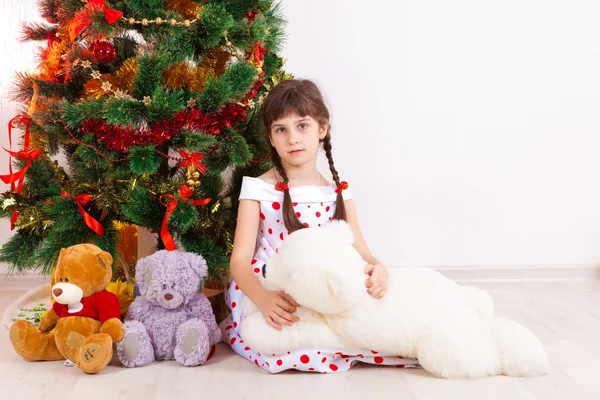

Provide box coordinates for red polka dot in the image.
[371,350,379,354]
[296,212,301,218]
[321,202,323,206]
[328,217,332,220]
[265,362,269,367]
[303,223,309,228]
[233,322,238,328]
[287,231,291,235]
[357,354,363,358]
[309,368,314,371]
[260,212,265,220]
[235,285,239,290]
[230,337,236,345]
[254,359,259,365]
[318,224,321,226]
[293,202,298,207]
[396,356,405,359]
[321,357,327,363]
[287,351,290,354]
[374,357,384,364]
[293,364,297,367]
[280,232,284,240]
[231,302,237,308]
[329,364,338,371]
[226,282,230,289]
[326,206,331,212]
[308,205,311,208]
[272,202,280,210]
[244,346,250,351]
[396,365,406,368]
[277,219,280,223]
[316,212,321,217]
[225,325,232,330]
[276,360,283,366]
[253,268,260,273]
[268,228,273,234]
[251,259,258,265]
[300,355,310,364]
[317,351,321,354]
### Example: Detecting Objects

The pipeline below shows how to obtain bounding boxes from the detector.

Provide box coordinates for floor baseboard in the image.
[0,265,598,291]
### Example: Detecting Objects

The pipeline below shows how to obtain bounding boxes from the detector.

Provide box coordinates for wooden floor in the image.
[0,277,599,400]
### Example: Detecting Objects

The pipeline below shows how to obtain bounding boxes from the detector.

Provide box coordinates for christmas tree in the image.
[0,0,290,285]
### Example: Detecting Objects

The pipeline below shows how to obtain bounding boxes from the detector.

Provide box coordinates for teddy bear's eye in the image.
[171,283,176,289]
[162,284,167,290]
[59,278,63,282]
[65,278,69,283]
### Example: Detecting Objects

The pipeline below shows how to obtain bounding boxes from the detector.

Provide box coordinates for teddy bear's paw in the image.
[116,321,154,368]
[77,333,113,374]
[9,320,64,361]
[174,318,211,367]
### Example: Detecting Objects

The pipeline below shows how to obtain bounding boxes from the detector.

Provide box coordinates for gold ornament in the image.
[192,171,200,179]
[225,41,232,48]
[231,50,238,57]
[141,18,149,26]
[169,19,177,26]
[165,0,201,20]
[183,20,191,27]
[187,179,196,186]
[155,17,163,25]
[128,18,136,24]
[113,58,139,92]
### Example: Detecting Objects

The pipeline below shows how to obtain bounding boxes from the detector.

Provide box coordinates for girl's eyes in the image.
[276,123,307,133]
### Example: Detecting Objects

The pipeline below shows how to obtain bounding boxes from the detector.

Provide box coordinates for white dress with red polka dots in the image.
[221,176,421,373]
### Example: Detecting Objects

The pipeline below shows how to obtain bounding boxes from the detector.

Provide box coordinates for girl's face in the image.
[269,113,328,168]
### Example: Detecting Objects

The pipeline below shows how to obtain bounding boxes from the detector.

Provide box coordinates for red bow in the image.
[177,150,207,174]
[179,185,212,206]
[159,186,212,251]
[61,192,105,237]
[335,181,349,193]
[1,115,32,230]
[274,182,289,192]
[71,0,123,40]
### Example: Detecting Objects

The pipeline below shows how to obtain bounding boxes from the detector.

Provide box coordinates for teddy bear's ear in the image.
[135,255,152,285]
[324,220,355,245]
[96,251,113,269]
[182,252,208,281]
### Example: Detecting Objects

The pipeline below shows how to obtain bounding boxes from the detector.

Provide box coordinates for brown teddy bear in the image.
[9,243,124,374]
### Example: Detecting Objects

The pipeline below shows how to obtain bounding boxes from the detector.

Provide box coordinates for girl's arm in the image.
[230,200,299,329]
[230,199,264,302]
[345,200,388,298]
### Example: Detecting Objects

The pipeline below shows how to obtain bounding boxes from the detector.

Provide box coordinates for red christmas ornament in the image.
[91,41,116,63]
[47,30,60,48]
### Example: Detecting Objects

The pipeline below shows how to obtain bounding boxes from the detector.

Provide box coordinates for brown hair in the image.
[261,79,347,233]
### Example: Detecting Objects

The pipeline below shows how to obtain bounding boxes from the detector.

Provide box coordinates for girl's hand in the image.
[256,290,300,330]
[365,263,388,299]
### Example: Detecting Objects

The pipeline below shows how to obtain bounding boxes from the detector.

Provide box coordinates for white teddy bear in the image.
[239,221,550,379]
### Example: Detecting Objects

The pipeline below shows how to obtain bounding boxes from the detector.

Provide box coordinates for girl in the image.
[222,79,420,373]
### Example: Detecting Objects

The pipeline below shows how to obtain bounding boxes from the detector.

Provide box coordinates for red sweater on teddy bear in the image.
[52,290,121,323]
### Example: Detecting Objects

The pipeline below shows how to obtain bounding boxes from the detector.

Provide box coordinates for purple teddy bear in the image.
[116,250,221,367]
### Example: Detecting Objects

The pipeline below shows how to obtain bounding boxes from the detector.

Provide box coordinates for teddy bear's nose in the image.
[164,293,174,301]
[53,288,63,297]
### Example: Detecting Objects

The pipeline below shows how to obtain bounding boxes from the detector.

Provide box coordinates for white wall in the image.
[281,0,600,268]
[2,1,600,272]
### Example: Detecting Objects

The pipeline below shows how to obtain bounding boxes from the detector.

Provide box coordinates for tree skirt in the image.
[2,283,52,330]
